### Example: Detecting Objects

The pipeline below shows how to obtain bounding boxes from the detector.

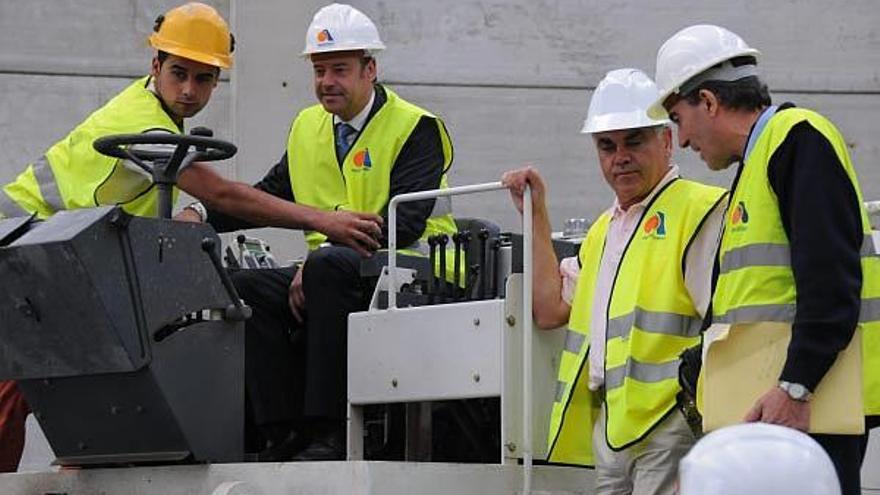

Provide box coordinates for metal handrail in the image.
[387,181,534,494]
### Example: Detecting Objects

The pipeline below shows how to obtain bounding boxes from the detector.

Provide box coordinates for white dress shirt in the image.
[333,88,375,146]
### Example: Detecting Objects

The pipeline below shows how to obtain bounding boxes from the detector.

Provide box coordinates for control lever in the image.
[437,234,449,303]
[201,237,252,321]
[458,231,472,300]
[224,246,241,269]
[466,265,480,301]
[427,235,438,304]
[477,229,490,300]
[490,238,502,298]
[452,232,464,301]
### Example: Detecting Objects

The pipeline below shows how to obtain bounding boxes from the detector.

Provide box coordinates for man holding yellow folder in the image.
[651,24,879,495]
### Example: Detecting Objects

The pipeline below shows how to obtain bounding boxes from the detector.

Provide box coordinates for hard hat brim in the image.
[581,113,670,134]
[301,43,386,58]
[649,47,760,119]
[149,34,233,69]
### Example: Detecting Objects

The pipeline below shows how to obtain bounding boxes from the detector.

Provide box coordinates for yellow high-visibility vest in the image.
[287,87,457,257]
[0,77,180,219]
[713,107,880,414]
[547,178,726,466]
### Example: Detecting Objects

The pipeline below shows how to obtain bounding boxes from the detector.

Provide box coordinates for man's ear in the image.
[699,89,720,117]
[150,57,161,78]
[661,126,673,157]
[365,57,377,83]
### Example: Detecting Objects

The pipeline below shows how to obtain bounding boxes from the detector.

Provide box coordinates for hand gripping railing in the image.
[388,181,534,495]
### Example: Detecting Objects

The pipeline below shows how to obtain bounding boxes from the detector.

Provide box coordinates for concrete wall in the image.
[0,0,232,202]
[1,1,878,258]
[231,0,880,260]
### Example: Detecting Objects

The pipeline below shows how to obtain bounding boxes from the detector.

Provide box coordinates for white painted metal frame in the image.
[377,182,534,494]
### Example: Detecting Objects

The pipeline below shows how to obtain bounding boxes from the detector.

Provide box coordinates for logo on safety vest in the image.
[352,148,372,170]
[730,201,749,232]
[643,211,666,239]
[316,29,334,45]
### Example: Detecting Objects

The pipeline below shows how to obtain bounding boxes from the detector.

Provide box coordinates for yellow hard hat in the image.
[148,2,234,69]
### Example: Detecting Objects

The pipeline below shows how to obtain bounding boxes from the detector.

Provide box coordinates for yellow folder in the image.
[702,322,864,434]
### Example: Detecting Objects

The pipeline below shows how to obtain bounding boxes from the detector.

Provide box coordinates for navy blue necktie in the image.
[335,123,357,161]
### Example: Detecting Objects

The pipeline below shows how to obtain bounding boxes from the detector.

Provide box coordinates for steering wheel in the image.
[93,128,236,180]
[93,128,237,219]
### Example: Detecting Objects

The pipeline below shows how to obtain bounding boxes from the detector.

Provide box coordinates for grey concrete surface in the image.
[0,0,229,77]
[3,461,593,495]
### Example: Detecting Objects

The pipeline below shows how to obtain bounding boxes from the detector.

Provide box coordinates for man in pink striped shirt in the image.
[503,68,726,495]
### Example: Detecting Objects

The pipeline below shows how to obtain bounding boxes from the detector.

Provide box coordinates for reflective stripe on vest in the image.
[713,107,880,415]
[287,86,457,253]
[1,77,180,218]
[563,329,586,354]
[0,189,29,218]
[546,178,726,465]
[606,307,703,341]
[721,237,878,275]
[32,155,65,212]
[605,358,680,391]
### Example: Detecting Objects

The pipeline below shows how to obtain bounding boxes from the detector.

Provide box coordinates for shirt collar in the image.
[743,105,778,161]
[333,88,375,132]
[610,164,680,217]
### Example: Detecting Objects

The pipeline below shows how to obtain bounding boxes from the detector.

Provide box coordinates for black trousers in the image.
[811,415,879,495]
[231,246,370,432]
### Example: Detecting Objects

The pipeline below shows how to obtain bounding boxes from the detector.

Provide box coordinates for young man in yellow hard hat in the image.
[651,24,878,495]
[188,3,459,461]
[503,69,726,495]
[0,2,382,472]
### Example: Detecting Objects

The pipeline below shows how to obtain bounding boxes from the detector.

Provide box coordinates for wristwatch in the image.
[778,381,812,402]
[184,201,208,222]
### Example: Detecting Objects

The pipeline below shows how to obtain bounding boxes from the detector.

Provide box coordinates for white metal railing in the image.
[387,182,534,495]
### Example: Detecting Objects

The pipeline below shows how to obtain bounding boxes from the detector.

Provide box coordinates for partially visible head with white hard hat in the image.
[585,68,674,210]
[303,3,386,121]
[148,2,233,123]
[651,25,771,171]
[677,423,841,495]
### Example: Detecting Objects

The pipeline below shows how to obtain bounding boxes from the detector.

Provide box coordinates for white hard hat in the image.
[302,3,386,57]
[648,24,760,119]
[581,68,669,134]
[678,423,840,495]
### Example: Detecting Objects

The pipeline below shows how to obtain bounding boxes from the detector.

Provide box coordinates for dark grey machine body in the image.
[0,206,244,465]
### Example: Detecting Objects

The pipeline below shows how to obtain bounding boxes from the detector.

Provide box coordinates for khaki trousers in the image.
[592,403,695,495]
